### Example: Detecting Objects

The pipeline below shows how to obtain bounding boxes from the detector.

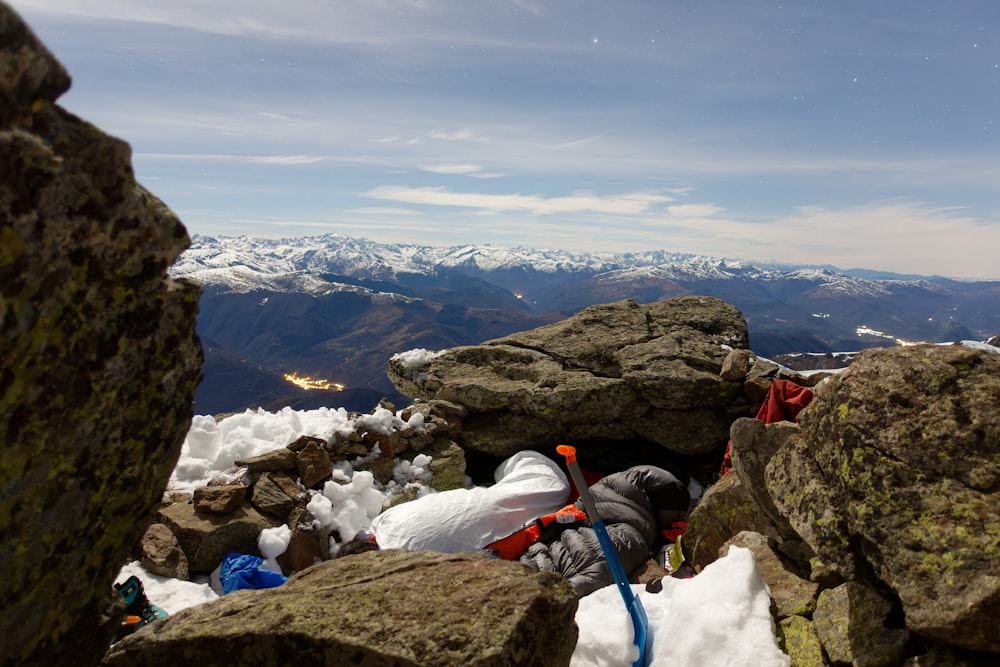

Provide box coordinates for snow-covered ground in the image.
[116,405,789,666]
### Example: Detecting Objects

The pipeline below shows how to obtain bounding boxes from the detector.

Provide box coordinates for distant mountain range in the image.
[171,234,1000,415]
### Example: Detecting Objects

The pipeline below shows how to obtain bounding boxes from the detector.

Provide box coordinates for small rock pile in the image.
[140,399,470,578]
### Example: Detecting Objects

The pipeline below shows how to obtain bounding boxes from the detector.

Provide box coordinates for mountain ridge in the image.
[171,234,1000,416]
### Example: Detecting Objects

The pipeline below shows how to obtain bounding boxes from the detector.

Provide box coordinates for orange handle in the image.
[556,444,576,464]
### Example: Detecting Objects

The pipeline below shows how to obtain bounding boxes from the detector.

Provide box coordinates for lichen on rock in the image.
[0,3,202,665]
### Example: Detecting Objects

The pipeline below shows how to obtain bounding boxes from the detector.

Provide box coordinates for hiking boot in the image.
[114,576,168,627]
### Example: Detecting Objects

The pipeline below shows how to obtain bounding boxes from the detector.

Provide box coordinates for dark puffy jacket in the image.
[518,465,689,596]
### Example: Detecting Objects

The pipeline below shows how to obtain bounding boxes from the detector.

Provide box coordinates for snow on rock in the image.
[391,348,447,368]
[258,525,292,573]
[169,407,361,494]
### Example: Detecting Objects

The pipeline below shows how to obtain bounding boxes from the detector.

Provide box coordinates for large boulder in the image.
[0,4,202,666]
[102,550,579,667]
[388,297,750,458]
[766,344,1000,652]
[683,419,808,571]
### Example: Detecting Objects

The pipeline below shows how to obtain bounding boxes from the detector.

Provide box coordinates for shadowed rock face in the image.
[0,4,203,666]
[103,550,579,667]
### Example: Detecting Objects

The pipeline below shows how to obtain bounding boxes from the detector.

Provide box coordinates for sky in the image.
[127,404,790,666]
[9,0,1000,279]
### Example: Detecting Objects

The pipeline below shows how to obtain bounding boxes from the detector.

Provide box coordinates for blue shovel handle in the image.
[558,445,652,667]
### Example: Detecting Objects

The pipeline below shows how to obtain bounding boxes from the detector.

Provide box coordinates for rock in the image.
[812,582,909,667]
[722,532,819,618]
[267,470,307,505]
[683,471,757,570]
[356,454,396,485]
[286,434,327,453]
[767,345,1000,652]
[297,440,332,488]
[192,484,247,514]
[684,469,794,572]
[363,425,405,458]
[426,437,468,491]
[277,507,327,574]
[721,348,756,381]
[901,644,998,667]
[102,551,579,667]
[0,4,202,665]
[729,418,803,542]
[388,297,751,458]
[206,466,248,487]
[629,559,668,586]
[777,615,829,667]
[744,357,783,403]
[140,523,190,581]
[234,447,298,474]
[250,473,296,519]
[156,501,280,573]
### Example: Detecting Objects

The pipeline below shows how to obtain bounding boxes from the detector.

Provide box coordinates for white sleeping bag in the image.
[371,450,570,553]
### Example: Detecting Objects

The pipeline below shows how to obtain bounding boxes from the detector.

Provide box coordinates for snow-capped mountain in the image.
[173,234,1000,416]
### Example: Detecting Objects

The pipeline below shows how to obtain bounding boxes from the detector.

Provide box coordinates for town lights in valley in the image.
[283,372,345,391]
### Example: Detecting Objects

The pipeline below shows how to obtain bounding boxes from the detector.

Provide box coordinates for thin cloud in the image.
[361,186,673,215]
[638,200,1000,280]
[135,152,325,165]
[667,204,725,218]
[418,164,484,175]
[351,207,422,216]
[257,111,293,121]
[428,129,490,142]
[246,155,325,165]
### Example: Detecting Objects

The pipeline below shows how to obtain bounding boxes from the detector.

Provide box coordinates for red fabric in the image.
[565,465,605,504]
[720,379,815,475]
[486,523,542,560]
[485,504,588,560]
[661,520,688,542]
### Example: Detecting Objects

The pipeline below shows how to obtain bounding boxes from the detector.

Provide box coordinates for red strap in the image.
[484,505,588,560]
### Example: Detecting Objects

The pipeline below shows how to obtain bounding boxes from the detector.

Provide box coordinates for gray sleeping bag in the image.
[518,465,689,596]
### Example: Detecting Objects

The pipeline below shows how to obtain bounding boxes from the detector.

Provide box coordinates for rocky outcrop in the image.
[768,344,1000,653]
[102,550,579,667]
[689,343,1000,664]
[388,297,757,460]
[143,399,469,577]
[0,4,202,667]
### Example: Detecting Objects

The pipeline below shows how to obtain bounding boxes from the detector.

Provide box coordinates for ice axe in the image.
[557,444,652,667]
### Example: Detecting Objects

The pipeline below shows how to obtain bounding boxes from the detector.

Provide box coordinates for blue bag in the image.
[219,552,288,594]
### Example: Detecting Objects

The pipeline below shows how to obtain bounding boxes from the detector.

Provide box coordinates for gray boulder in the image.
[388,296,750,458]
[766,344,1000,652]
[102,550,579,667]
[0,3,202,666]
